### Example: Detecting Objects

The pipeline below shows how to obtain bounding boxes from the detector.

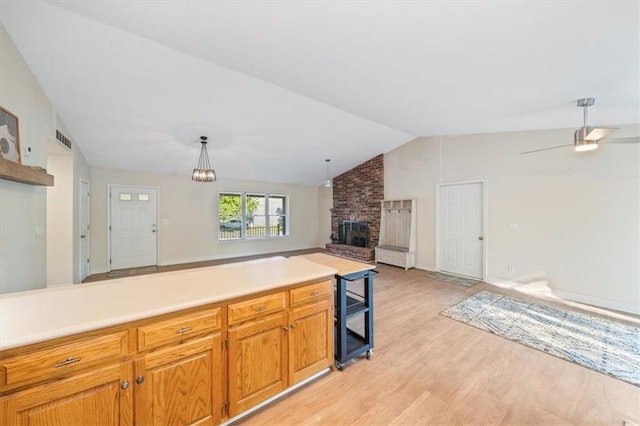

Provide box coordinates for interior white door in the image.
[109,185,158,270]
[79,180,90,281]
[438,182,484,279]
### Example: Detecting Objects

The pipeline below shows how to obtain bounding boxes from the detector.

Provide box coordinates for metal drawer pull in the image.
[255,306,266,312]
[54,356,81,368]
[176,326,192,334]
[310,291,319,297]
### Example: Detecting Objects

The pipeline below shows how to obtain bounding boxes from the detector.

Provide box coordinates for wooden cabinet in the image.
[0,279,334,425]
[227,311,288,417]
[0,330,131,389]
[288,298,333,384]
[0,362,133,425]
[137,308,221,351]
[226,280,332,417]
[134,307,223,425]
[375,199,416,269]
[134,334,223,425]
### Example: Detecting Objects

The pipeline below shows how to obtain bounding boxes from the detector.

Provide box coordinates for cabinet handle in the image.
[176,326,192,334]
[282,326,289,331]
[290,324,297,329]
[121,380,130,390]
[255,306,266,312]
[54,356,81,368]
[136,375,145,385]
[310,291,319,297]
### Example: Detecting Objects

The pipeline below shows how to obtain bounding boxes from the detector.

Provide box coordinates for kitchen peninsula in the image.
[0,256,337,424]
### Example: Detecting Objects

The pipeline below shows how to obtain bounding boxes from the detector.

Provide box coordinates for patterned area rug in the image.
[441,291,640,387]
[426,271,480,287]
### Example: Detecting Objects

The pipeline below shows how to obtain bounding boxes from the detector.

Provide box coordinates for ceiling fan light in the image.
[574,130,599,152]
[574,143,598,152]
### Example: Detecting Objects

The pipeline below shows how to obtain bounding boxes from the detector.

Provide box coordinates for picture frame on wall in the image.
[0,106,21,164]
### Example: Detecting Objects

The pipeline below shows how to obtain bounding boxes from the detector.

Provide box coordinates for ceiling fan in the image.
[520,98,639,155]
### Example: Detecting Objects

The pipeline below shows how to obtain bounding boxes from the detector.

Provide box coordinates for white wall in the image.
[385,126,640,314]
[0,24,53,293]
[46,139,73,286]
[90,168,324,272]
[317,185,333,246]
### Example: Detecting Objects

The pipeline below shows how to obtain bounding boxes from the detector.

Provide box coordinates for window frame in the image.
[218,191,289,241]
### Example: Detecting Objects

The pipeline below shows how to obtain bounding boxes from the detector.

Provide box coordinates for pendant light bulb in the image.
[324,159,332,188]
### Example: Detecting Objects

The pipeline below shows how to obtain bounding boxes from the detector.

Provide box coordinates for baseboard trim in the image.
[551,288,640,315]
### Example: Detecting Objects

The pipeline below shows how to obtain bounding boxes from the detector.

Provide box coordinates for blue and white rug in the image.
[441,291,640,387]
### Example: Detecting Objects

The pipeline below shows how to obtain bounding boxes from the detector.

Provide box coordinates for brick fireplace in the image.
[326,154,383,262]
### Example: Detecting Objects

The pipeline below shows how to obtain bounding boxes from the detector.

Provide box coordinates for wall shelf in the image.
[0,157,54,186]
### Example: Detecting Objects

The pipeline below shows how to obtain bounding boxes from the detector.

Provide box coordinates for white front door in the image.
[109,185,158,270]
[79,180,90,281]
[438,182,484,279]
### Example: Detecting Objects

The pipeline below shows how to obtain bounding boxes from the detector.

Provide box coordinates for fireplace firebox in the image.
[339,221,369,248]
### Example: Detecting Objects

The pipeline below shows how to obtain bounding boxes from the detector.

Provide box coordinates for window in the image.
[218,192,289,240]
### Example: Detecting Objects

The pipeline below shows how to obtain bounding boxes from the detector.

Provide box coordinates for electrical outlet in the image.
[24,146,32,157]
[507,264,515,273]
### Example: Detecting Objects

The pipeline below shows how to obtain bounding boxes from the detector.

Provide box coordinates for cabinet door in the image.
[134,334,222,426]
[288,299,333,385]
[227,312,288,417]
[0,362,133,426]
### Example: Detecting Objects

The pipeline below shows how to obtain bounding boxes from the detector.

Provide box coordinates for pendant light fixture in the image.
[192,136,216,182]
[324,159,332,188]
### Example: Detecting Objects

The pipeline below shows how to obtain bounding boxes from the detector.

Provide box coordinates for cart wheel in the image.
[366,350,373,360]
[335,362,345,371]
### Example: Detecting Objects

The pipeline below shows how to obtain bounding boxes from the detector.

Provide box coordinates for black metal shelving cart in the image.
[334,268,375,370]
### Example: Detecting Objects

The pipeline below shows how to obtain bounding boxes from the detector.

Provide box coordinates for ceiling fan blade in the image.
[599,137,640,144]
[584,127,618,141]
[520,144,572,155]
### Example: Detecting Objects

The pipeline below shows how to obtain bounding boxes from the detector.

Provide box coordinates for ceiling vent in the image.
[55,130,72,150]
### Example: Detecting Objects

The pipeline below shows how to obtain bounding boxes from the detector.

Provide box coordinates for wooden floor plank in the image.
[237,263,640,425]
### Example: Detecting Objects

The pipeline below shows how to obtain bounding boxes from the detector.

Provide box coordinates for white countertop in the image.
[0,257,337,351]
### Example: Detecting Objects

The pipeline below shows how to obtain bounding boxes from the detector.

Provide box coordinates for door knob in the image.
[479,236,484,240]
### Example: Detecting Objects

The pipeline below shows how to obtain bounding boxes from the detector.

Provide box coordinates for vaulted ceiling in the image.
[1,1,638,185]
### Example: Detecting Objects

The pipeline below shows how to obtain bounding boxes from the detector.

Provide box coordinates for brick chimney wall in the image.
[331,154,384,250]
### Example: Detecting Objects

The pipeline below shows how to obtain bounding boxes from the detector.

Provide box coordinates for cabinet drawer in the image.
[0,330,129,386]
[290,280,332,307]
[138,308,221,351]
[228,292,285,326]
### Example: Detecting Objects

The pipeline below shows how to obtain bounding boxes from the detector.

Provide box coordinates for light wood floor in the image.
[82,248,325,283]
[237,263,640,426]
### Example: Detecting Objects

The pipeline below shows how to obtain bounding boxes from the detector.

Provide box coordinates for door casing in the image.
[107,184,159,271]
[435,180,487,280]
